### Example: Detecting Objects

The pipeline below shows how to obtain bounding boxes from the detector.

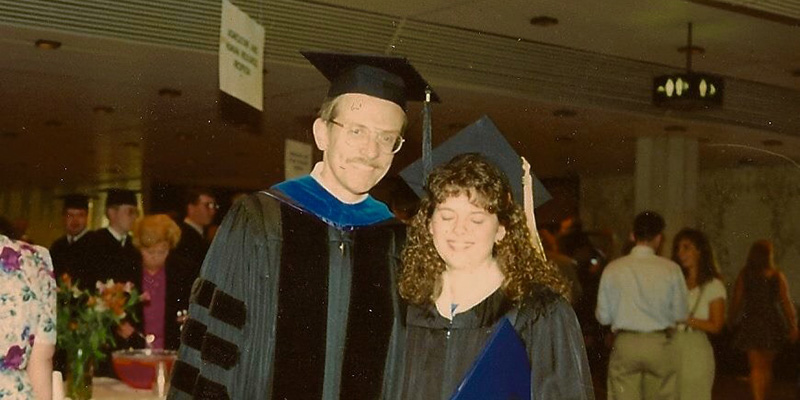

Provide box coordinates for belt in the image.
[616,328,675,338]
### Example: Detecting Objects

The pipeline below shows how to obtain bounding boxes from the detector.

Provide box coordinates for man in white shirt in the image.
[596,211,688,400]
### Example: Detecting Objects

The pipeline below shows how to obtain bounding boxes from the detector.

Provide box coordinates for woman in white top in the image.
[671,228,726,400]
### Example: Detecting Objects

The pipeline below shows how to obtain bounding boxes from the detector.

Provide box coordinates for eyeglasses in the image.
[328,119,405,154]
[201,201,219,210]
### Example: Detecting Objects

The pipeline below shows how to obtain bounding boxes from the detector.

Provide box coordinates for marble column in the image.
[634,136,698,250]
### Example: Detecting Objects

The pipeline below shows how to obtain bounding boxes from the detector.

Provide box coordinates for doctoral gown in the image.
[168,176,406,400]
[398,285,595,400]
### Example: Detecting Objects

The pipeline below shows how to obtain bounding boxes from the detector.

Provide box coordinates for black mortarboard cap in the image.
[400,115,552,206]
[301,51,440,108]
[104,188,138,207]
[60,194,90,210]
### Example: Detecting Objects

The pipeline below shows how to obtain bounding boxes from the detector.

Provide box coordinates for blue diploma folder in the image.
[450,317,532,400]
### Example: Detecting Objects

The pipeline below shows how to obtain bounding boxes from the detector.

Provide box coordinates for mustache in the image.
[346,157,382,169]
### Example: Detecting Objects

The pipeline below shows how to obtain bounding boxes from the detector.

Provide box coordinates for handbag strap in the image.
[688,283,706,318]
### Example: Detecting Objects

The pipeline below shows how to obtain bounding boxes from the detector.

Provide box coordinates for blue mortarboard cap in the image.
[400,115,551,207]
[60,194,90,210]
[301,51,440,108]
[104,188,138,207]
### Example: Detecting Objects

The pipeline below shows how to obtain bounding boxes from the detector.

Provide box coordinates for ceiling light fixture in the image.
[158,88,182,98]
[529,16,558,27]
[653,23,723,110]
[34,39,61,50]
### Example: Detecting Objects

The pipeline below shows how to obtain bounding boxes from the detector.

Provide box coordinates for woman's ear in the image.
[495,225,507,244]
[312,118,329,151]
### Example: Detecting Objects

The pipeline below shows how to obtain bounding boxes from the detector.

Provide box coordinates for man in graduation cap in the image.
[169,51,437,400]
[84,188,141,286]
[50,194,93,286]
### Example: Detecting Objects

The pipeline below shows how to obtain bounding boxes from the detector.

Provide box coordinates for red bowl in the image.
[111,349,177,389]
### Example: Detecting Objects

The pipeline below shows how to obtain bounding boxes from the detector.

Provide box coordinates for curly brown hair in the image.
[398,153,569,305]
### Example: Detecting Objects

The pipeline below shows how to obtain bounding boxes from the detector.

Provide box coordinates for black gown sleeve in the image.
[168,192,283,399]
[517,297,595,400]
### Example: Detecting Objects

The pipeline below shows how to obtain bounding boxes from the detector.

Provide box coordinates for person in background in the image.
[0,217,56,400]
[671,228,726,400]
[85,188,140,285]
[540,228,582,304]
[49,194,92,287]
[730,239,799,400]
[596,211,688,400]
[397,154,593,399]
[174,188,217,278]
[130,214,194,350]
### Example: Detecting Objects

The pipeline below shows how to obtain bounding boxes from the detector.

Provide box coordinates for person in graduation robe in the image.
[168,51,438,400]
[49,194,92,286]
[396,154,594,400]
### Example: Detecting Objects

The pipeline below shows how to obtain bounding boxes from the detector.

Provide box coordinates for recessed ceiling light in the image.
[762,139,783,146]
[158,88,182,98]
[552,109,576,117]
[530,16,558,27]
[93,106,114,114]
[664,125,687,132]
[35,39,61,50]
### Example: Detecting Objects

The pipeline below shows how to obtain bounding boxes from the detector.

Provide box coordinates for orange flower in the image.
[61,273,72,287]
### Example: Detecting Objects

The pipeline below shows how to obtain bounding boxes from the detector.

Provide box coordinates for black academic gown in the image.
[399,286,595,400]
[168,188,406,400]
[84,228,140,286]
[49,232,92,286]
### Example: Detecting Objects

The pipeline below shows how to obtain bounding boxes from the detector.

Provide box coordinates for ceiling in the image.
[1,0,800,195]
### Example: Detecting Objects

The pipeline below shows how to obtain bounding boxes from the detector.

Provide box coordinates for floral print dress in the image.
[0,235,57,399]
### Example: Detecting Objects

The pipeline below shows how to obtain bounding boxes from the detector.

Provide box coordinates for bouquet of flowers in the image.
[56,274,141,399]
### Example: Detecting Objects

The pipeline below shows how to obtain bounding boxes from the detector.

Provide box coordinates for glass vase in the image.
[65,347,94,400]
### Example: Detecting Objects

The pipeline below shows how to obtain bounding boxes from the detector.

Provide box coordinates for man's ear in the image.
[312,118,330,151]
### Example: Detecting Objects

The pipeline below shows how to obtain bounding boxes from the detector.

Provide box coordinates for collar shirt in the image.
[596,245,688,332]
[106,227,128,246]
[67,228,90,244]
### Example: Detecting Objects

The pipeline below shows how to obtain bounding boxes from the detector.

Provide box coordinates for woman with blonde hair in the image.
[397,153,593,399]
[125,214,194,350]
[731,239,798,400]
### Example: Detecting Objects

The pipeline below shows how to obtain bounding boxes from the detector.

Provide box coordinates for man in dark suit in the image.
[174,187,217,278]
[49,194,92,286]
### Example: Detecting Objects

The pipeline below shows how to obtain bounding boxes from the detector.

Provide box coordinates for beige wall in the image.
[580,164,800,302]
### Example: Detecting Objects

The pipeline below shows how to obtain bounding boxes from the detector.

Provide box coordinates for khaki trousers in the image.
[607,331,678,400]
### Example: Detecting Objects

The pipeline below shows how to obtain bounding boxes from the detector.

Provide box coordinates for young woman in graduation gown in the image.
[396,153,594,400]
